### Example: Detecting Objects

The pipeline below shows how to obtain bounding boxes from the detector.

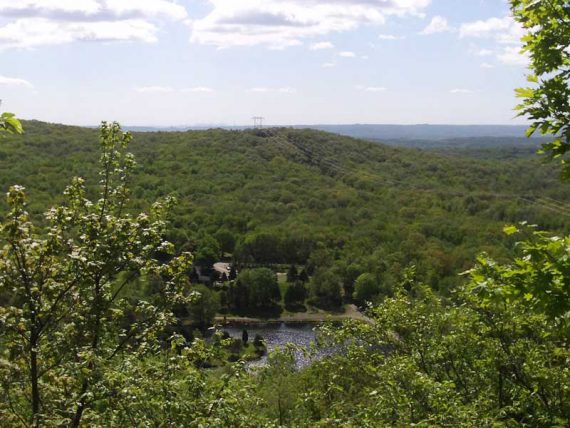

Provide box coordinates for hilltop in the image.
[1,120,569,294]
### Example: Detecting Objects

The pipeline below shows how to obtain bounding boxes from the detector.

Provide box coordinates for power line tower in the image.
[252,116,264,129]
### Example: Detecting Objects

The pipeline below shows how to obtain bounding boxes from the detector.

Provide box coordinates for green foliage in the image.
[0,122,193,426]
[284,280,307,308]
[194,233,220,268]
[186,284,220,329]
[511,0,570,177]
[468,224,570,326]
[253,334,264,348]
[214,228,236,254]
[4,121,570,298]
[236,268,281,310]
[353,272,382,303]
[308,268,343,309]
[0,112,23,135]
[286,264,298,283]
[257,346,299,425]
[85,346,268,427]
[286,257,570,426]
[1,118,570,426]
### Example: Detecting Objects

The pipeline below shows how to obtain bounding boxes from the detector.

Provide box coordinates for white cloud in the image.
[183,86,214,93]
[0,18,158,47]
[460,16,524,45]
[0,0,187,20]
[101,0,187,20]
[321,62,336,68]
[338,50,356,57]
[460,16,526,66]
[460,17,513,40]
[189,0,431,49]
[0,74,33,88]
[135,86,174,93]
[497,45,528,66]
[310,41,334,50]
[420,16,452,35]
[450,88,476,94]
[0,0,187,48]
[480,62,494,69]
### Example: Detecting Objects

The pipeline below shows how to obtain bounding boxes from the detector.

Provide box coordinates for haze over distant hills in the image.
[304,124,534,141]
[122,123,536,140]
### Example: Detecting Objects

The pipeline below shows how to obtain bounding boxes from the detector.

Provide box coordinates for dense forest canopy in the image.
[1,119,569,426]
[1,120,570,297]
[2,1,570,424]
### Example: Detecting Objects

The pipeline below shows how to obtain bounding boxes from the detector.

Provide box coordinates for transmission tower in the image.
[252,116,264,129]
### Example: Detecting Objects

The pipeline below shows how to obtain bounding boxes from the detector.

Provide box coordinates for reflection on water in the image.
[220,322,328,368]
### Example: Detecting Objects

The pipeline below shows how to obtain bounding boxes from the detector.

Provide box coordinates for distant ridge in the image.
[121,123,534,141]
[303,124,533,141]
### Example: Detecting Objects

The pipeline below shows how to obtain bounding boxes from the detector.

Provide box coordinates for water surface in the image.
[220,322,323,367]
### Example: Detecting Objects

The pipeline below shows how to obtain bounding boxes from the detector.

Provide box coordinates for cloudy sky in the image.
[0,0,529,126]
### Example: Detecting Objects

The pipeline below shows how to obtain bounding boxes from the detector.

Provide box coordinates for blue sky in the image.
[0,0,529,126]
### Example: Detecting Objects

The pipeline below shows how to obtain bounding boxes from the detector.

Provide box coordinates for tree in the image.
[214,228,236,255]
[341,262,363,301]
[284,280,307,308]
[300,266,570,426]
[235,232,281,263]
[286,264,298,283]
[353,272,381,304]
[229,264,237,281]
[187,284,220,330]
[308,268,342,309]
[228,277,249,310]
[298,268,309,283]
[194,234,220,268]
[257,346,298,425]
[511,0,570,177]
[0,122,193,426]
[189,266,200,283]
[253,334,264,348]
[0,112,23,134]
[471,224,570,323]
[238,268,281,310]
[242,329,249,345]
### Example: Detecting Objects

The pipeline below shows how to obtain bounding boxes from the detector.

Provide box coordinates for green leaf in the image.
[515,87,535,98]
[0,112,23,134]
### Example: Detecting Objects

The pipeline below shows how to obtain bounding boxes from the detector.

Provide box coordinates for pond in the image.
[219,322,332,368]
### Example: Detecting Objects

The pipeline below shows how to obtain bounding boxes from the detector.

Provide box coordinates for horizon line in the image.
[21,118,531,129]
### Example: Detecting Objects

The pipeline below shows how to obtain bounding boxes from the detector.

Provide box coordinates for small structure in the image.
[193,262,232,284]
[252,116,264,129]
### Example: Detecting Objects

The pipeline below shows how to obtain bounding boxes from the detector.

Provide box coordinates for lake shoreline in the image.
[213,304,371,326]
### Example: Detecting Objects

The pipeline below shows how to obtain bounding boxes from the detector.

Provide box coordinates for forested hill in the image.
[307,124,535,140]
[2,120,570,292]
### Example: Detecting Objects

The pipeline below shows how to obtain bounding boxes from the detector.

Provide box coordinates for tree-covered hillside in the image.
[306,124,538,140]
[1,120,570,295]
[2,120,570,427]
